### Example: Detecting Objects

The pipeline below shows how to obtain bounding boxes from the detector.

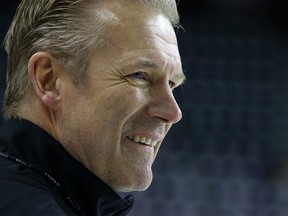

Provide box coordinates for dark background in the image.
[1,0,288,215]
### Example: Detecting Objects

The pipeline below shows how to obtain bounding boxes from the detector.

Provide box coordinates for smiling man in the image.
[0,0,185,215]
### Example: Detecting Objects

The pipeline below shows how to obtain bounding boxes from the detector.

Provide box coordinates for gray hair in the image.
[3,0,180,119]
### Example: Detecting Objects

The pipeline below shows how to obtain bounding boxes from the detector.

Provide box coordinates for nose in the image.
[146,86,182,124]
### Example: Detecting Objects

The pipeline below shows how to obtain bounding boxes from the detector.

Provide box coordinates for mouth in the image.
[127,135,158,147]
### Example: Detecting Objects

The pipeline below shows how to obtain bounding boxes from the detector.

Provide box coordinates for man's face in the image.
[57,3,184,192]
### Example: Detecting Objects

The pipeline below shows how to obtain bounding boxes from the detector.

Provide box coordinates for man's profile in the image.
[0,0,185,215]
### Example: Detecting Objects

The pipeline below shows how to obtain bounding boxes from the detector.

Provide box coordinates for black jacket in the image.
[0,119,134,215]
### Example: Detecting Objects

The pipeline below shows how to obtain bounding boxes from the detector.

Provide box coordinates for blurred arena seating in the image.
[1,1,288,215]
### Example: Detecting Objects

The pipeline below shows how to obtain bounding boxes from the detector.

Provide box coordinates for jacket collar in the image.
[0,119,134,215]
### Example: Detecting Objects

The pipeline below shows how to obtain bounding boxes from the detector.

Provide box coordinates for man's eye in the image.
[125,72,149,88]
[131,72,146,80]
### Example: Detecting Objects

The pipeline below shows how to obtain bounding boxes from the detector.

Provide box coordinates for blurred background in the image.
[1,0,288,215]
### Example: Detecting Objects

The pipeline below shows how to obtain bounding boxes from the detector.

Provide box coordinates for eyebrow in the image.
[137,59,186,85]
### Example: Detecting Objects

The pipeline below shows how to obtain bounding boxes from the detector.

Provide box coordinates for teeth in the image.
[140,136,146,143]
[134,135,140,143]
[151,140,157,146]
[128,135,158,147]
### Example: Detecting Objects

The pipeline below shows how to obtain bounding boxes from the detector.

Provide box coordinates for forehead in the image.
[88,1,182,75]
[116,15,178,49]
[111,7,181,63]
[96,1,179,50]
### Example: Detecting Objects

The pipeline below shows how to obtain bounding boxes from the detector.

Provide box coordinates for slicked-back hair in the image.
[3,0,180,119]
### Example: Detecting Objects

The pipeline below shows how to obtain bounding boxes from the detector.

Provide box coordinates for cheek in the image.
[97,85,147,121]
[60,84,147,144]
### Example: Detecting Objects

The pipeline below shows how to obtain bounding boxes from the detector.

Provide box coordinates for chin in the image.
[113,174,153,192]
[115,183,151,193]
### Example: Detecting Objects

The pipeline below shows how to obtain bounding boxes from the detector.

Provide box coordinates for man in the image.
[0,0,185,215]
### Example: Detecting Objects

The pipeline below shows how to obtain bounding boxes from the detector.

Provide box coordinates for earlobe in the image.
[42,92,60,110]
[28,52,60,111]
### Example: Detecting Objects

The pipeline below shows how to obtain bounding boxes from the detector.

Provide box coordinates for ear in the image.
[28,52,61,111]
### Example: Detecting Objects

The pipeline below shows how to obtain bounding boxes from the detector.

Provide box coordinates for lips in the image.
[128,135,158,147]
